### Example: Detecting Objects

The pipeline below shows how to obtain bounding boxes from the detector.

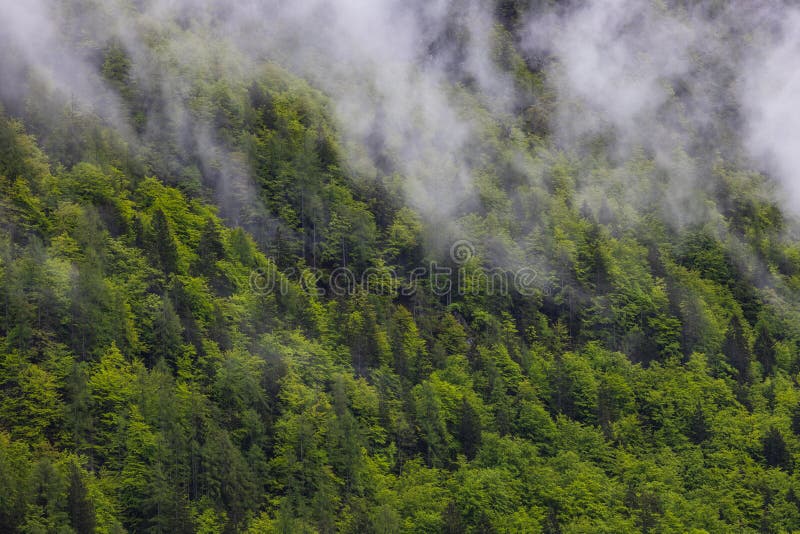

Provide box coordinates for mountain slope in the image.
[2,1,800,533]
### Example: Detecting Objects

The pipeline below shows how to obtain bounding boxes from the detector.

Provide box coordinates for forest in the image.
[2,0,800,532]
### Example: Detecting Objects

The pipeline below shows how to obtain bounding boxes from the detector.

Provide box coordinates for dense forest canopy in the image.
[2,0,800,532]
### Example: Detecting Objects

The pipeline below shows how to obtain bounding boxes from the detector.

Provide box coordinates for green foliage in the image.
[3,26,800,532]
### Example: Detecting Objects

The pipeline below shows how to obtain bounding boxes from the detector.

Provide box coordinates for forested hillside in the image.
[3,1,800,532]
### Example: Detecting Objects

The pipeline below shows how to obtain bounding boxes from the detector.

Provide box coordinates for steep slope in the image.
[2,1,800,533]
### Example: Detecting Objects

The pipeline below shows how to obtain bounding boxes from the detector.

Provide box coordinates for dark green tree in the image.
[67,462,96,534]
[196,218,225,276]
[754,319,776,375]
[150,209,179,275]
[457,397,482,460]
[723,313,752,384]
[762,426,791,470]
